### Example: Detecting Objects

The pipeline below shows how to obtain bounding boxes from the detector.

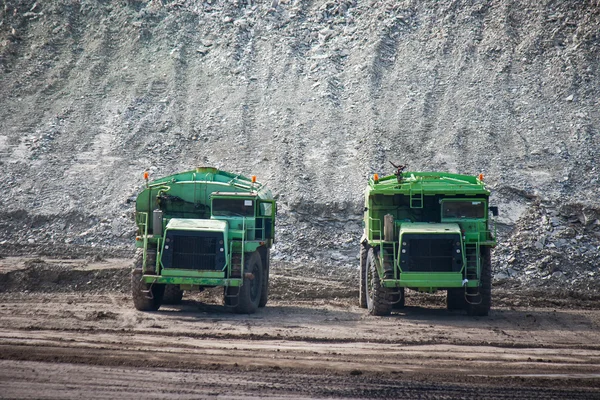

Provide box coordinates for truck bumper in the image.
[142,275,242,287]
[382,272,478,290]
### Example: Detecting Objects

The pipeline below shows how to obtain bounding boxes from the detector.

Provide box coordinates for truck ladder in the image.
[224,247,244,307]
[464,243,480,300]
[379,244,397,279]
[409,185,423,208]
[136,212,150,271]
[224,220,246,308]
[379,245,403,303]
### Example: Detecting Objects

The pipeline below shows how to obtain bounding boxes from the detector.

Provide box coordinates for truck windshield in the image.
[212,198,255,217]
[442,201,485,219]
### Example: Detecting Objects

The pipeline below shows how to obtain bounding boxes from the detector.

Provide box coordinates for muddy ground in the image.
[0,256,599,399]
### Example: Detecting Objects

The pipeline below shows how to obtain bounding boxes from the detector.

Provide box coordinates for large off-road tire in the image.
[382,250,404,309]
[232,251,263,314]
[258,249,270,308]
[446,288,466,310]
[131,249,165,311]
[365,248,393,316]
[391,287,405,309]
[466,246,492,316]
[162,285,183,305]
[358,244,369,308]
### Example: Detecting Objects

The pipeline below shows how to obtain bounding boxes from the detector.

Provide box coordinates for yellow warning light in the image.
[252,175,257,183]
[374,174,379,183]
[143,171,149,180]
[478,173,484,181]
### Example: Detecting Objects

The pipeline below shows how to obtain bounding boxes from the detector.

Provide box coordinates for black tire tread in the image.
[131,249,164,311]
[258,249,269,308]
[446,288,465,310]
[232,251,263,314]
[366,248,393,316]
[359,244,368,309]
[162,284,183,305]
[466,246,492,316]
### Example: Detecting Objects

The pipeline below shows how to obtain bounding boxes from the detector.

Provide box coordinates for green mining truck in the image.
[131,167,276,314]
[359,164,498,316]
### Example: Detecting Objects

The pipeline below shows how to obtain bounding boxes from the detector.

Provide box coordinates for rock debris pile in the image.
[0,1,599,295]
[494,201,600,291]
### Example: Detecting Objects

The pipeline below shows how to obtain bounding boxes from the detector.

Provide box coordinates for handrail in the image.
[368,216,382,241]
[439,176,473,184]
[136,212,149,271]
[148,180,259,192]
[241,218,246,275]
[155,237,162,274]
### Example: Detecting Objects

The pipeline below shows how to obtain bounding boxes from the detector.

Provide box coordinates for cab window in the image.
[212,198,255,217]
[259,202,273,217]
[442,201,485,219]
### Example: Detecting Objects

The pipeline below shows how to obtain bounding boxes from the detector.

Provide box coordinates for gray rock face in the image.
[494,201,600,291]
[0,1,599,293]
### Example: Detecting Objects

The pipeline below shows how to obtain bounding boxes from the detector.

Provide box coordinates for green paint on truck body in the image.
[361,169,497,316]
[133,167,275,299]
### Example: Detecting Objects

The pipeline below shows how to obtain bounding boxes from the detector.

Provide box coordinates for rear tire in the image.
[162,285,183,305]
[391,287,405,309]
[446,289,465,310]
[466,247,492,316]
[365,248,393,316]
[131,249,165,311]
[232,251,263,314]
[358,244,369,308]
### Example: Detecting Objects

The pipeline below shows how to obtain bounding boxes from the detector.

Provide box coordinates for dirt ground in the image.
[1,256,600,399]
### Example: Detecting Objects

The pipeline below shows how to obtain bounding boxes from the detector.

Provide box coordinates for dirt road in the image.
[0,257,599,399]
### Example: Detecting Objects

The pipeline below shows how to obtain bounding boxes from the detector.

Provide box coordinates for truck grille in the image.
[162,231,225,271]
[400,234,462,273]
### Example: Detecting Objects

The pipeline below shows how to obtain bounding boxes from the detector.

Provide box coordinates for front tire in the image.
[466,247,492,316]
[358,244,369,308]
[365,248,393,316]
[232,251,263,314]
[131,249,165,311]
[258,249,270,308]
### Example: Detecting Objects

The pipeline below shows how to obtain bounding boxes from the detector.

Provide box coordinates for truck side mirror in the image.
[489,206,498,217]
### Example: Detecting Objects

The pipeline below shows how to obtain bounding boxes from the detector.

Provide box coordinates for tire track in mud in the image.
[0,349,598,399]
[1,287,600,398]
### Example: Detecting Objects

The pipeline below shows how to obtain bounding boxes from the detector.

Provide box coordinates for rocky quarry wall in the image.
[0,0,599,290]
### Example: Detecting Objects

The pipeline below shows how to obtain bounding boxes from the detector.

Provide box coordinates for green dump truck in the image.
[132,167,276,314]
[359,164,497,316]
